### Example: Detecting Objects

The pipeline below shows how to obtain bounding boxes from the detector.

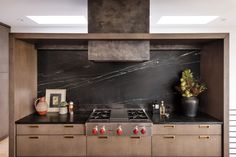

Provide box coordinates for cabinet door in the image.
[87,136,151,156]
[17,124,85,135]
[17,135,86,156]
[153,124,222,135]
[152,135,221,156]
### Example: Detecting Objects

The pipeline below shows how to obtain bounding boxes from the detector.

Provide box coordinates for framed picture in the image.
[45,89,66,112]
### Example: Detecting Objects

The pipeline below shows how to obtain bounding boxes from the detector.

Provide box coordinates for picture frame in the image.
[45,89,66,112]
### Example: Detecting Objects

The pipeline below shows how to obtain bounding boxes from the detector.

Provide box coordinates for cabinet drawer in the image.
[17,124,85,135]
[17,135,86,156]
[153,124,221,135]
[152,135,221,156]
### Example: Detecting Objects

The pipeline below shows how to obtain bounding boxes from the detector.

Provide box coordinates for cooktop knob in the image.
[100,126,106,135]
[133,126,139,135]
[141,127,146,134]
[117,126,123,135]
[92,126,98,135]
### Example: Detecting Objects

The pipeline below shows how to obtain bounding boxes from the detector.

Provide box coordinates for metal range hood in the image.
[88,0,150,62]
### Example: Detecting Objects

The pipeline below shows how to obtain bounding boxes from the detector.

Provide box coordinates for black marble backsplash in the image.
[38,50,200,111]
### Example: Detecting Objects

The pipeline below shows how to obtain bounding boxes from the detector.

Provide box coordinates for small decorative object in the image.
[59,101,68,115]
[159,101,166,116]
[34,97,48,115]
[45,89,66,112]
[176,69,206,117]
[68,101,74,115]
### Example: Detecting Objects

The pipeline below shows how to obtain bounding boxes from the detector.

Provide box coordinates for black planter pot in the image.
[181,97,199,117]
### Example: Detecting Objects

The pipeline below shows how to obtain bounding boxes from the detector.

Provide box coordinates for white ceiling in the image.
[0,0,236,32]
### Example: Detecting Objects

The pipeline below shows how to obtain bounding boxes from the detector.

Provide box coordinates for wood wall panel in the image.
[200,40,224,120]
[0,73,9,140]
[0,24,9,140]
[0,25,9,73]
[9,37,37,157]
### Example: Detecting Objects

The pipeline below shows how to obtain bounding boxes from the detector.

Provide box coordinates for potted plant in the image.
[176,69,206,117]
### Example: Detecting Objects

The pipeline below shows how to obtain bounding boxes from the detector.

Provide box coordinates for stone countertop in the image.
[15,111,92,124]
[16,110,222,125]
[150,112,223,124]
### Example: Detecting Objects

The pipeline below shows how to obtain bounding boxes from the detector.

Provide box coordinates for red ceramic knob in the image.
[117,127,123,135]
[141,128,146,134]
[92,127,98,135]
[100,127,106,135]
[133,127,139,135]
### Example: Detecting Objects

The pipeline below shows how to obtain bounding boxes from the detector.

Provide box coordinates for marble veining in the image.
[38,50,200,111]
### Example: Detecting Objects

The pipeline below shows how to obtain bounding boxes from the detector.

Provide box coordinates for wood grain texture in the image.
[17,135,86,156]
[152,135,221,156]
[87,136,151,156]
[223,35,229,157]
[153,124,222,135]
[12,33,228,40]
[9,37,37,157]
[17,124,85,135]
[0,25,10,72]
[0,73,9,140]
[200,40,224,120]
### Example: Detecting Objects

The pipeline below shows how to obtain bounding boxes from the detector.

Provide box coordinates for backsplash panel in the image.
[38,50,200,111]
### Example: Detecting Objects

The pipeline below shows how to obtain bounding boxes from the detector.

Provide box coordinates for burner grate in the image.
[89,109,111,121]
[128,110,149,121]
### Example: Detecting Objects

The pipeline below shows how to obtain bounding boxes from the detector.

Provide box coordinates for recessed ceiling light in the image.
[26,16,87,24]
[157,16,219,25]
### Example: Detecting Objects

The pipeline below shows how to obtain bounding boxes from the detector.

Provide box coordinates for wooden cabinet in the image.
[152,124,222,157]
[0,23,10,141]
[16,124,86,157]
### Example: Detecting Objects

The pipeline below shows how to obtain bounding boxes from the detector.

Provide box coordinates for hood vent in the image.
[88,0,150,62]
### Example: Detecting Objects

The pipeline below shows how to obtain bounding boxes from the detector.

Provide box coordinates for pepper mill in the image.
[68,101,74,115]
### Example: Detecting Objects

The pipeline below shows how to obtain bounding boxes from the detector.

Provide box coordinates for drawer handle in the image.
[98,136,108,139]
[163,135,175,139]
[28,125,39,128]
[64,136,74,139]
[130,136,141,139]
[164,125,175,128]
[64,125,74,128]
[199,125,210,128]
[29,136,39,139]
[199,136,210,139]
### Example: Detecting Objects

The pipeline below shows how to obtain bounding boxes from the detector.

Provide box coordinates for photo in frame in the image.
[45,89,66,112]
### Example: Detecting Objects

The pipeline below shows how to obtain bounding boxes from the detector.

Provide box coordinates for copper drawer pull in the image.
[64,136,74,139]
[130,136,141,139]
[28,125,39,128]
[199,125,210,128]
[29,136,39,139]
[199,136,210,139]
[64,125,74,128]
[163,135,175,139]
[98,136,108,139]
[164,125,175,128]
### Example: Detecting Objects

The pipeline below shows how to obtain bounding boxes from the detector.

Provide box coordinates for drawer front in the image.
[87,136,151,156]
[17,124,85,135]
[17,135,86,156]
[152,135,221,156]
[153,124,221,135]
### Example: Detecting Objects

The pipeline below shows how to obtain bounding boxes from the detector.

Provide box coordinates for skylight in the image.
[26,16,87,24]
[157,16,218,25]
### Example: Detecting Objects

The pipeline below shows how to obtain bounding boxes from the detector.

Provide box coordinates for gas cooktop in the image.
[87,108,151,122]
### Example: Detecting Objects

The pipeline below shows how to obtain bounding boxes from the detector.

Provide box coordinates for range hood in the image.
[88,0,150,62]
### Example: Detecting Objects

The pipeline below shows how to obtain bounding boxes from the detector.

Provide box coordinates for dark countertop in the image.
[15,111,92,124]
[16,110,222,125]
[150,112,223,124]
